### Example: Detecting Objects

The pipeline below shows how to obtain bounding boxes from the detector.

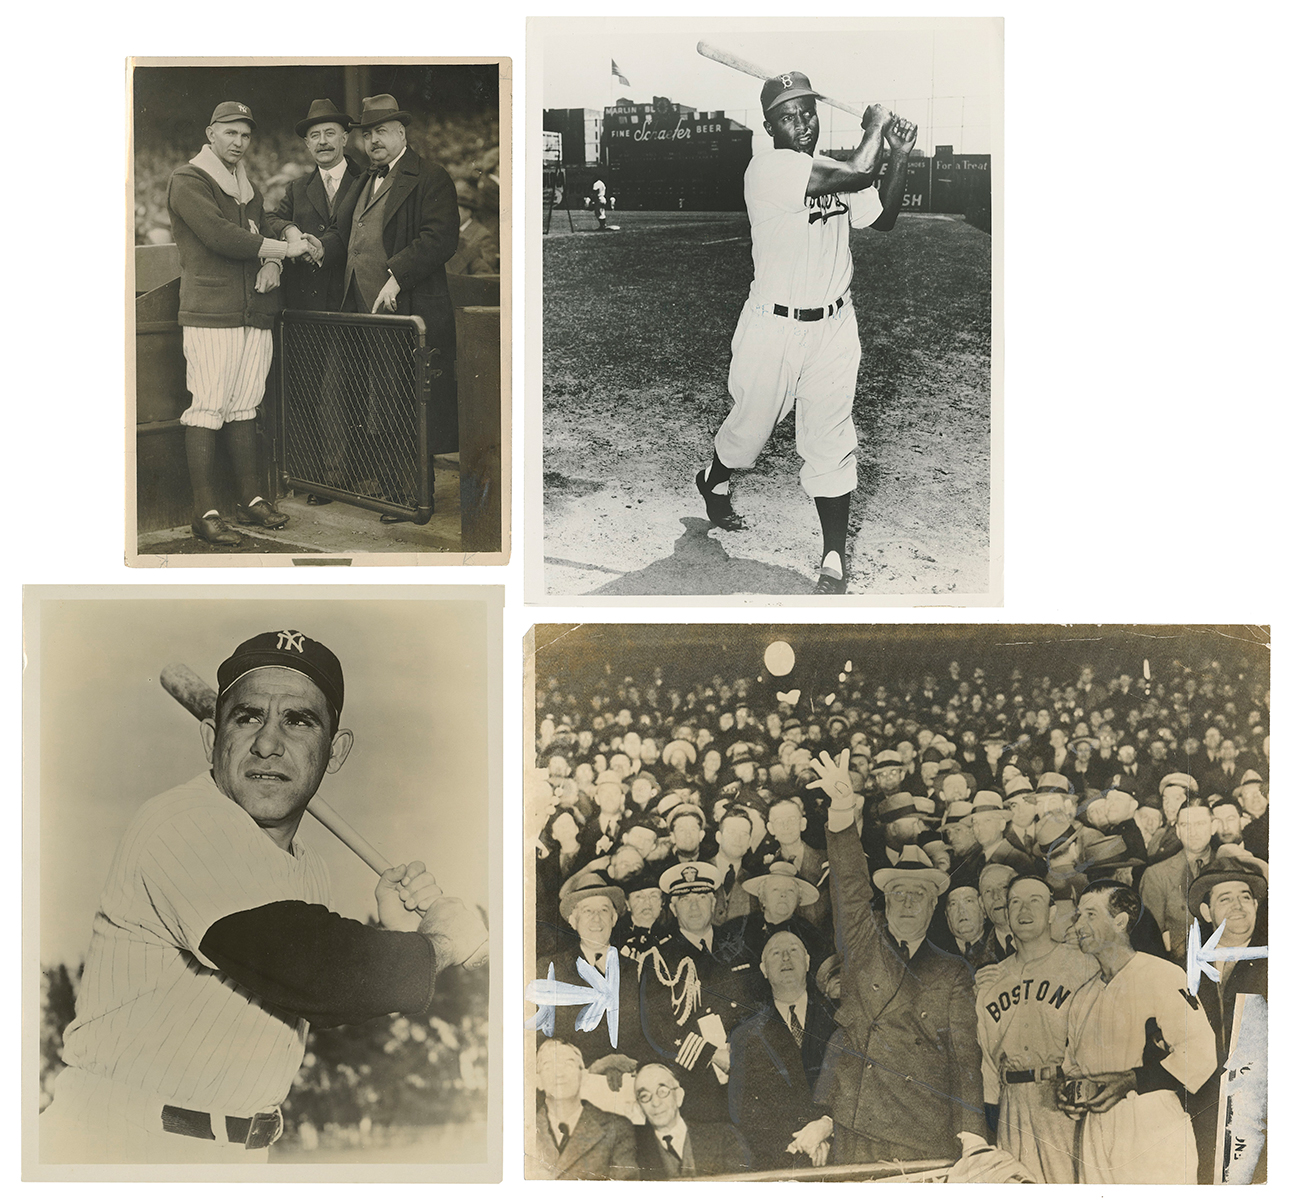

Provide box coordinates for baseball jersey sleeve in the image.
[1154,967,1218,1093]
[848,183,884,229]
[137,798,327,971]
[745,150,814,226]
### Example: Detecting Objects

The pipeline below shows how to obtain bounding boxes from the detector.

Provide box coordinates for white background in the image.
[7,0,1284,1195]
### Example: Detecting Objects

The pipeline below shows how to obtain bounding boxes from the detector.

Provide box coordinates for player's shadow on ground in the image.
[590,517,816,596]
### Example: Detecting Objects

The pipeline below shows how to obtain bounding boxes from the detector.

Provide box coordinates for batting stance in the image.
[41,630,487,1163]
[167,102,315,546]
[695,73,915,594]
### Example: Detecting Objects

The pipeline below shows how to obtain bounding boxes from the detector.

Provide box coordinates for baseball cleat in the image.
[696,470,747,531]
[814,560,848,594]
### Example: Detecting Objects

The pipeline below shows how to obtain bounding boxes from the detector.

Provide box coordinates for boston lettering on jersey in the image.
[984,977,1075,1022]
[807,193,849,226]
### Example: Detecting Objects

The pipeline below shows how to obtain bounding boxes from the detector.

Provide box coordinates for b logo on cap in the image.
[276,630,306,652]
[780,74,794,89]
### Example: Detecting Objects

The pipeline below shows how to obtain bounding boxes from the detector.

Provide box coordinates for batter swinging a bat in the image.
[40,628,488,1164]
[695,70,916,594]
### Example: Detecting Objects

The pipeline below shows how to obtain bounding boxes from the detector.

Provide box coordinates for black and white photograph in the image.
[528,18,1001,602]
[24,587,502,1180]
[130,59,508,567]
[524,623,1268,1182]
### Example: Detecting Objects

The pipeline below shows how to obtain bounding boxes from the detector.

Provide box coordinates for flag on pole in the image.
[611,59,630,86]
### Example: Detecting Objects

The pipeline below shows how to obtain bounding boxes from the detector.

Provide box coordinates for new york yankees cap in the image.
[761,71,820,116]
[217,629,344,723]
[209,100,257,129]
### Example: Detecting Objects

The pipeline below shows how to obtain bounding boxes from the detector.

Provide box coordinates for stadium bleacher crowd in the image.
[527,635,1269,1183]
[134,113,500,274]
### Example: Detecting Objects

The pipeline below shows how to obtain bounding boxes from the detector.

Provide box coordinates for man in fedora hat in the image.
[809,749,986,1163]
[715,861,829,979]
[1140,795,1216,961]
[166,101,315,546]
[261,99,367,506]
[1185,851,1268,1182]
[333,94,460,521]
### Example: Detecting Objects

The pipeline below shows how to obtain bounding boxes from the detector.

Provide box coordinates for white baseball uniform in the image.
[975,942,1097,1182]
[1062,951,1217,1184]
[43,772,330,1162]
[714,150,882,498]
[180,326,274,430]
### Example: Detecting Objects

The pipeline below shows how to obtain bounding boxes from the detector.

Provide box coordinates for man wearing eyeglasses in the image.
[632,1062,748,1179]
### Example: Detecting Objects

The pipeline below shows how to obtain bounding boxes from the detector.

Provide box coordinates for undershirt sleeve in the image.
[199,900,437,1028]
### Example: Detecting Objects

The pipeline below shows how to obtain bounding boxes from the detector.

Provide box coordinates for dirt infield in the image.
[542,210,993,598]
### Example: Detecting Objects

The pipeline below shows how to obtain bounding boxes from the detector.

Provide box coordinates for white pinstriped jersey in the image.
[61,772,331,1115]
[975,942,1097,1104]
[744,149,882,312]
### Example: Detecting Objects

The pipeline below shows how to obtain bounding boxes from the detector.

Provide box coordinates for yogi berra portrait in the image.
[532,18,1000,602]
[25,589,501,1179]
[131,60,506,566]
[524,623,1268,1183]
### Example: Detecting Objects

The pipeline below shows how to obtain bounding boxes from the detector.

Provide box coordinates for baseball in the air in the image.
[764,640,795,676]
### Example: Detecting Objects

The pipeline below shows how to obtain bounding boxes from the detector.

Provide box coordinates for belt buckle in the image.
[236,1108,284,1151]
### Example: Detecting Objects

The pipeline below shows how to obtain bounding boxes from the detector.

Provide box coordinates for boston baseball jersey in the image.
[976,942,1097,1105]
[1063,951,1217,1183]
[61,772,331,1116]
[744,150,882,311]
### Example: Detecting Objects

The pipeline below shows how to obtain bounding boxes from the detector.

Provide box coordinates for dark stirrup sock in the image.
[814,493,851,565]
[223,418,262,505]
[704,453,734,493]
[184,426,221,519]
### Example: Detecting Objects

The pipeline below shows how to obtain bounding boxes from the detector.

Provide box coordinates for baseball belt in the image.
[1002,1065,1060,1085]
[772,294,849,322]
[161,1103,284,1149]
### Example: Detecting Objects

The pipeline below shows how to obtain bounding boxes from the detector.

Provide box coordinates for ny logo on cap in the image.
[276,630,306,652]
[681,865,699,883]
[236,103,249,113]
[780,74,794,89]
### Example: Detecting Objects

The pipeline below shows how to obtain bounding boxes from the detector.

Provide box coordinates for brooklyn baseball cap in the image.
[761,71,820,116]
[209,100,257,129]
[217,629,344,723]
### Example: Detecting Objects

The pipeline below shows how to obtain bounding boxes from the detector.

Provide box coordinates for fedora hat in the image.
[742,860,820,905]
[877,792,937,824]
[1187,848,1268,917]
[558,869,627,921]
[295,98,353,137]
[354,94,413,129]
[874,844,950,896]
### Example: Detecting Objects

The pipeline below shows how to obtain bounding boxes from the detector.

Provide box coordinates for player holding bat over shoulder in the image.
[41,629,487,1164]
[695,71,916,594]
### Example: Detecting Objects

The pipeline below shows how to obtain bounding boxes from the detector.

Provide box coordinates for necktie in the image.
[899,940,911,962]
[593,950,605,972]
[324,170,337,211]
[1195,858,1206,878]
[699,938,710,956]
[663,1134,683,1163]
[787,1004,805,1048]
[373,163,390,179]
[1005,935,1015,955]
[556,1122,570,1154]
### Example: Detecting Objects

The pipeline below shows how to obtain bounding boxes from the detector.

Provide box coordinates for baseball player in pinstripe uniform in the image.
[695,73,916,594]
[40,630,485,1163]
[167,102,316,546]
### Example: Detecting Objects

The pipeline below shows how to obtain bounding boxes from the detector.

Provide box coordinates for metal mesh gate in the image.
[277,310,442,525]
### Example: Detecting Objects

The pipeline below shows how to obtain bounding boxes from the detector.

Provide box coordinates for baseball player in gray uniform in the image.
[695,72,916,593]
[40,630,486,1163]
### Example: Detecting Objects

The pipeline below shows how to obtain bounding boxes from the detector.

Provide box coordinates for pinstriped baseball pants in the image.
[180,326,273,431]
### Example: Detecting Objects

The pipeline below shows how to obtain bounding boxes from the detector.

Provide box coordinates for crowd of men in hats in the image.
[166,94,460,545]
[529,648,1269,1182]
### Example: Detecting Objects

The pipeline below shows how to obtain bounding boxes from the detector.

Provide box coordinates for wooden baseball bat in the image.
[160,661,393,874]
[696,40,870,123]
[159,661,489,969]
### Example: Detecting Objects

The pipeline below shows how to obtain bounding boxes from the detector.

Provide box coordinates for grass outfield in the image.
[542,211,992,597]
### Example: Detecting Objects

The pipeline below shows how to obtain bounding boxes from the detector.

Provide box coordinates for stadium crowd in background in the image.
[529,641,1269,1182]
[136,112,500,275]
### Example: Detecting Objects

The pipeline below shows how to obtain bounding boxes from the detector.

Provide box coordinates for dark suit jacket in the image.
[263,156,364,311]
[334,146,459,354]
[821,824,986,1162]
[728,999,837,1170]
[534,1099,637,1180]
[633,1120,748,1179]
[536,943,640,1068]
